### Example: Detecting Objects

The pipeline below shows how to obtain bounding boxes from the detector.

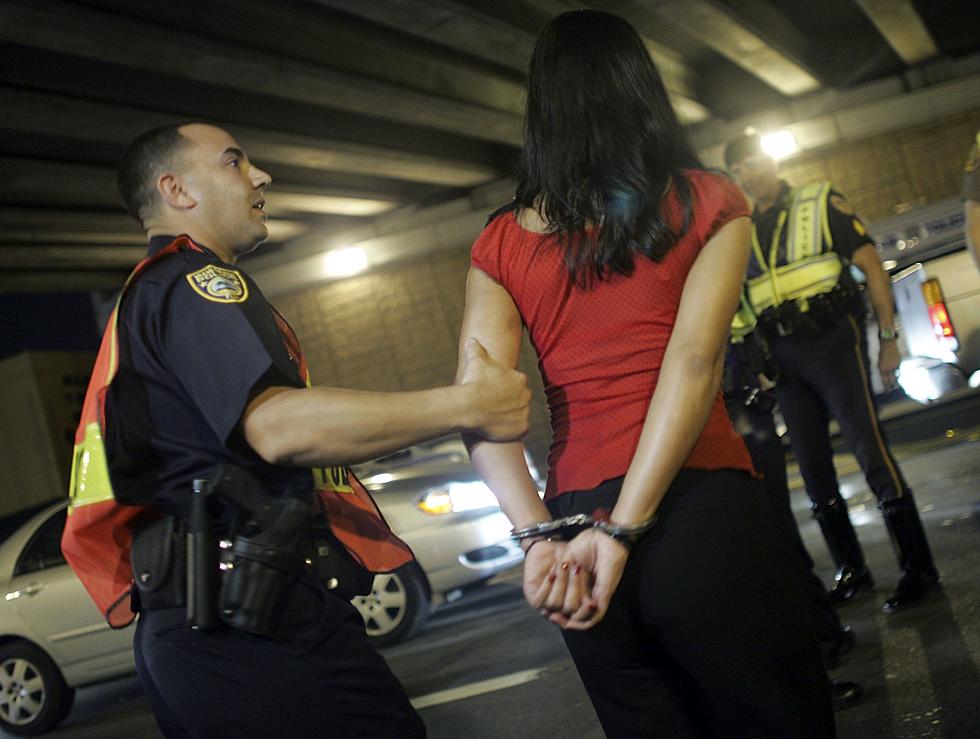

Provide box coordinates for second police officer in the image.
[724,134,940,612]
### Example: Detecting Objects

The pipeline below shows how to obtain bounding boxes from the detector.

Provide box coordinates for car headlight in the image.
[416,481,500,515]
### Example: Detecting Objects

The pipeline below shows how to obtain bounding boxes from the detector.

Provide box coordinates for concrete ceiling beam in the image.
[0,0,523,145]
[854,0,940,66]
[643,0,821,96]
[0,88,497,188]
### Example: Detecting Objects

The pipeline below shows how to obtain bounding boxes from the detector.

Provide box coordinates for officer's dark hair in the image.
[117,121,200,227]
[516,9,702,284]
[723,134,767,169]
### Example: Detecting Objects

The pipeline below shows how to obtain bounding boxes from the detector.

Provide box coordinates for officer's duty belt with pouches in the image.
[129,466,374,637]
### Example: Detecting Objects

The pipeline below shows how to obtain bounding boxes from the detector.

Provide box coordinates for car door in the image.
[6,508,135,683]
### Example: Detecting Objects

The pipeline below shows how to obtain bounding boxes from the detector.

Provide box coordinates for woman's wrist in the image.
[521,536,556,555]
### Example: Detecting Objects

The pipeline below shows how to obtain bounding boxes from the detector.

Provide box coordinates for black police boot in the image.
[880,494,940,612]
[814,498,873,606]
[830,680,863,710]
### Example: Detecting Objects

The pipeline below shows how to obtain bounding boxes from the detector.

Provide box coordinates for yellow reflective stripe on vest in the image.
[746,253,842,311]
[787,182,832,260]
[69,422,115,506]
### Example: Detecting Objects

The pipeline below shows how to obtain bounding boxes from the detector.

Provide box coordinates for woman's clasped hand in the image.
[523,532,629,630]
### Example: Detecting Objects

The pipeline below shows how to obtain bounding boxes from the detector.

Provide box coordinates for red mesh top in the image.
[471,169,756,500]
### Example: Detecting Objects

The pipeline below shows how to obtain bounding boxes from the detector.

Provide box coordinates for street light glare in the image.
[323,246,369,277]
[760,130,798,160]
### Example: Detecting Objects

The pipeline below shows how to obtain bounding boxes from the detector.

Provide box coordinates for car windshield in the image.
[0,500,61,546]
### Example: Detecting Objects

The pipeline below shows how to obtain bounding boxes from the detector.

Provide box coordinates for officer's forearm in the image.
[243,384,478,467]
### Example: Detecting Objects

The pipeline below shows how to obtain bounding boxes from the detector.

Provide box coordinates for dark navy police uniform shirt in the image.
[105,235,311,520]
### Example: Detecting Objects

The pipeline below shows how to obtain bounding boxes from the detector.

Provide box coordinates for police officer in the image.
[63,122,531,738]
[964,130,980,269]
[724,134,939,612]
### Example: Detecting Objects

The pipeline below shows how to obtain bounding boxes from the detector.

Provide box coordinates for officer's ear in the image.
[157,172,197,211]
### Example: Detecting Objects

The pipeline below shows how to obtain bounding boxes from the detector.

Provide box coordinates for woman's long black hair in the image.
[516,10,703,283]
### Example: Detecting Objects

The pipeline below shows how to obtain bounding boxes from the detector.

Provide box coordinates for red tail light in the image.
[921,278,959,351]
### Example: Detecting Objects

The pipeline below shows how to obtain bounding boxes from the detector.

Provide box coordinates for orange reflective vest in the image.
[63,236,413,627]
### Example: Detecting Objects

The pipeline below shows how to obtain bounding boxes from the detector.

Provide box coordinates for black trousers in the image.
[548,470,834,739]
[134,583,425,738]
[727,398,843,644]
[769,316,910,511]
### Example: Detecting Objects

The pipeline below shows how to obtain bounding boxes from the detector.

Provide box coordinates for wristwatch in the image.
[878,328,899,342]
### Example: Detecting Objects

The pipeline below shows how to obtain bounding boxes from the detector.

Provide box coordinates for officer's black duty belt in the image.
[130,465,372,636]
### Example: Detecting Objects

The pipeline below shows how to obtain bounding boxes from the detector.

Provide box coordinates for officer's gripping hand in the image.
[457,338,531,441]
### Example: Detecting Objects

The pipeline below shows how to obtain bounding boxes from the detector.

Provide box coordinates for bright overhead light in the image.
[322,247,368,277]
[760,130,798,160]
[882,259,898,270]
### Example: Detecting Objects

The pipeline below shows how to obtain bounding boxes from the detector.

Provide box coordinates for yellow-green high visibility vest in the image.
[732,182,843,340]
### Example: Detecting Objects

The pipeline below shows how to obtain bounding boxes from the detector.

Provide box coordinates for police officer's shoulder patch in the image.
[185,265,249,303]
[830,193,855,215]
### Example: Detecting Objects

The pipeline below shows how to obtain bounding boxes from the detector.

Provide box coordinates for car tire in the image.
[0,641,76,736]
[351,562,429,647]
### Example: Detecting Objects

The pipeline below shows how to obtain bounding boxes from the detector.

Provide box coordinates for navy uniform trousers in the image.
[767,315,932,577]
[548,470,834,739]
[134,585,426,738]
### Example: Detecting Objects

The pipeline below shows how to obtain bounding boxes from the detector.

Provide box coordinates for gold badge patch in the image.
[186,265,249,303]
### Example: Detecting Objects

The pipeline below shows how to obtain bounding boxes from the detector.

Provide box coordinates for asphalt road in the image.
[11,402,980,739]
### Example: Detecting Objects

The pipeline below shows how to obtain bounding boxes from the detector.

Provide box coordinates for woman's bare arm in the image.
[611,216,751,524]
[455,267,551,529]
[455,266,567,613]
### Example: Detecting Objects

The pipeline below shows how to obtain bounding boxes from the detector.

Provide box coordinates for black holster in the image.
[216,496,315,636]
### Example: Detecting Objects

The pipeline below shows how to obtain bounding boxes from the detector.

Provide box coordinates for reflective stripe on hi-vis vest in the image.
[743,182,841,316]
[63,236,412,627]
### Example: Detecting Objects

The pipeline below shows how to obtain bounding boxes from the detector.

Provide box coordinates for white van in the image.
[866,198,980,401]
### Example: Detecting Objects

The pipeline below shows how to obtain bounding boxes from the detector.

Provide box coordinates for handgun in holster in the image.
[188,466,316,636]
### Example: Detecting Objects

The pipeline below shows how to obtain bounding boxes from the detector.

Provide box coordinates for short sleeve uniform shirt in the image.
[105,235,309,519]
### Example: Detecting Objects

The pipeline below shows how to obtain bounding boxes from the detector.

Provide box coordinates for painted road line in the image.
[410,669,545,710]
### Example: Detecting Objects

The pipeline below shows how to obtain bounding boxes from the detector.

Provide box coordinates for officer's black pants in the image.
[770,316,911,514]
[547,469,834,739]
[134,585,425,738]
[727,398,843,644]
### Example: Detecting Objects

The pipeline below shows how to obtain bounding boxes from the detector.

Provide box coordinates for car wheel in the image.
[351,563,429,647]
[0,641,75,736]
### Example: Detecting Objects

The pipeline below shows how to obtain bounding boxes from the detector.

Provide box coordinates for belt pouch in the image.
[131,516,186,611]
